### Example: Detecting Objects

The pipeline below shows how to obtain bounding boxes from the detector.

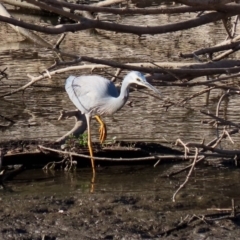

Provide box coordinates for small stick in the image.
[167,128,239,177]
[38,145,159,161]
[216,91,230,117]
[54,33,66,50]
[163,86,216,109]
[100,69,122,82]
[167,156,205,177]
[222,18,232,39]
[200,110,240,129]
[223,129,234,144]
[231,15,239,38]
[172,148,199,202]
[111,68,122,82]
[175,139,190,159]
[150,61,180,81]
[44,69,51,79]
[211,130,225,148]
[154,159,161,167]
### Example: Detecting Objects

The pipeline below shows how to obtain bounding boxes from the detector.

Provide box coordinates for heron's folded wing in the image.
[65,75,118,114]
[65,76,89,112]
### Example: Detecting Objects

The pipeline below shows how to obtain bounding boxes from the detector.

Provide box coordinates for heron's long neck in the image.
[119,77,130,102]
[110,77,130,113]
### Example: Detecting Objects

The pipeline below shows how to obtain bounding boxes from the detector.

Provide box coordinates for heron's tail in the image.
[65,76,76,91]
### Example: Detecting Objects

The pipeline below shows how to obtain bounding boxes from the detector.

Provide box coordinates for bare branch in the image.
[55,110,87,144]
[175,0,234,6]
[172,148,199,202]
[0,9,231,35]
[200,110,240,128]
[38,145,158,161]
[26,0,208,15]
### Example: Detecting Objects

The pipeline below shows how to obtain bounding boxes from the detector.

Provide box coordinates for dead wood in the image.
[158,207,240,237]
[26,0,207,15]
[180,40,240,59]
[175,0,234,6]
[172,148,199,202]
[0,7,232,35]
[55,110,87,144]
[201,111,240,128]
[38,145,159,162]
[2,58,240,98]
[166,127,239,177]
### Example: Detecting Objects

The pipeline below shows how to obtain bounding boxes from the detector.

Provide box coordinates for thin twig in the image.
[150,61,180,81]
[38,145,159,161]
[172,148,199,202]
[201,110,240,128]
[175,139,190,158]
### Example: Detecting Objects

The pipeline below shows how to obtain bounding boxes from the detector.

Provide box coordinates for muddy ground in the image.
[1,188,240,240]
[0,141,240,239]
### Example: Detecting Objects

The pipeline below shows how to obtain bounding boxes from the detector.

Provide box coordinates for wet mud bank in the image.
[1,179,240,239]
[2,164,240,240]
[1,141,240,239]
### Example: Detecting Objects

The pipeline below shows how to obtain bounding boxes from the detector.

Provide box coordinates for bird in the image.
[65,71,161,180]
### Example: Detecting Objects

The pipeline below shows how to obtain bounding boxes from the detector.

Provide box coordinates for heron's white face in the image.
[129,71,161,95]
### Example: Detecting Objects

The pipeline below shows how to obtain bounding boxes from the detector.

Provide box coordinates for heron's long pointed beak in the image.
[144,82,161,95]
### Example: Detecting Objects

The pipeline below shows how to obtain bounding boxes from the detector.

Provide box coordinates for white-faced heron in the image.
[65,71,161,179]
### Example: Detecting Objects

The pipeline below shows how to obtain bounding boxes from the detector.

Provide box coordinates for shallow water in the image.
[3,165,240,210]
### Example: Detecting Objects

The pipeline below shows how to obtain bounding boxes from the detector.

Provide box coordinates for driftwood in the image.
[55,110,87,144]
[158,199,240,237]
[0,11,232,35]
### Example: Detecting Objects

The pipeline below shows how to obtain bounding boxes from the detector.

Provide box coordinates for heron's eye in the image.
[136,78,141,82]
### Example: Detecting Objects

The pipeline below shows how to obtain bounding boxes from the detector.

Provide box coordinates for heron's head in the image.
[126,71,161,95]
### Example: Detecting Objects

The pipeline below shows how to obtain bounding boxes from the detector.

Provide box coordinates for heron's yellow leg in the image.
[86,116,95,185]
[88,136,95,182]
[88,136,95,192]
[95,115,107,143]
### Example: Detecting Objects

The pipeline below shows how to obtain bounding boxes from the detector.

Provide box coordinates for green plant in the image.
[78,133,88,147]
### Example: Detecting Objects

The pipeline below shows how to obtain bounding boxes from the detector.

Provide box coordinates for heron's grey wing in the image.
[65,76,90,113]
[65,75,119,114]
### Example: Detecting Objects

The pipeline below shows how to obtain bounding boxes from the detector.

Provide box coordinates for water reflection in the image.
[3,166,240,209]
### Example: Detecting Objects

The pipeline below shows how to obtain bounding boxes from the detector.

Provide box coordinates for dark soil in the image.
[1,191,240,239]
[1,140,240,239]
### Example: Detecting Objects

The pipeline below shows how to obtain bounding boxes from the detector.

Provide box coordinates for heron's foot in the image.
[99,124,107,144]
[95,115,107,143]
